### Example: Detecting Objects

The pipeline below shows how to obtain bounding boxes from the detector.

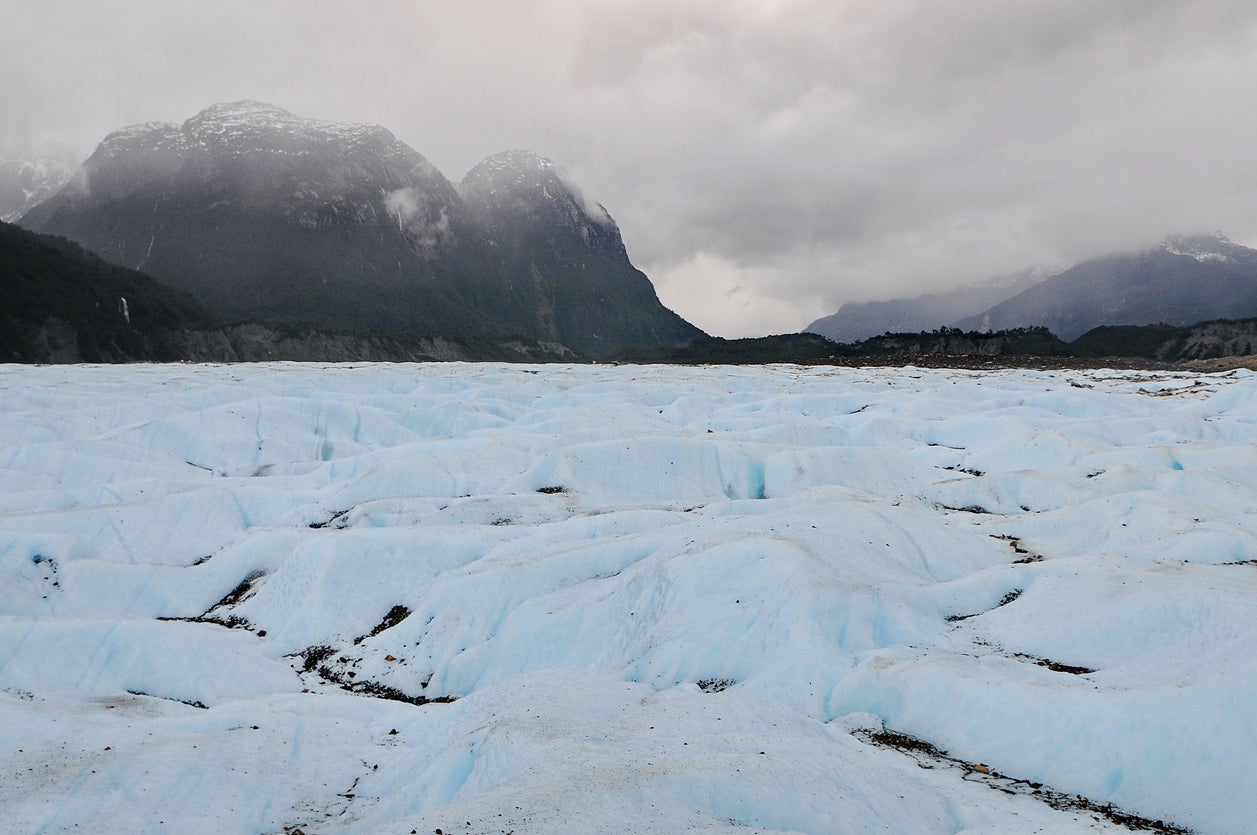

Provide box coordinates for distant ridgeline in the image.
[839,322,1257,363]
[809,232,1257,344]
[17,101,702,360]
[613,322,1257,365]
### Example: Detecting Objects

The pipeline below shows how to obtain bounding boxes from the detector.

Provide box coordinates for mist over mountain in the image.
[0,150,75,223]
[953,233,1257,339]
[20,102,487,333]
[20,102,701,358]
[809,233,1257,345]
[806,266,1058,344]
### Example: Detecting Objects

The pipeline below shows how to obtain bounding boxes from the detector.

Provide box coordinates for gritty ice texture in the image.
[1,362,1254,834]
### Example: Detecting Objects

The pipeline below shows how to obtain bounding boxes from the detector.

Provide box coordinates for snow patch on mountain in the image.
[181,100,396,150]
[0,151,75,222]
[1161,231,1235,262]
[86,101,409,176]
[462,149,615,228]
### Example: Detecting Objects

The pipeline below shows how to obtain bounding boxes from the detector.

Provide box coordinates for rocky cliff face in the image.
[460,150,702,357]
[1070,317,1257,361]
[21,103,702,357]
[1175,318,1257,359]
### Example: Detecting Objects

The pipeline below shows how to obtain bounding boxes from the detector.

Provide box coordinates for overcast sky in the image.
[5,0,1257,337]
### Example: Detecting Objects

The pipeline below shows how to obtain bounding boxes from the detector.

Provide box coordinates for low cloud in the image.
[554,166,613,227]
[383,187,450,250]
[652,252,818,338]
[383,186,421,227]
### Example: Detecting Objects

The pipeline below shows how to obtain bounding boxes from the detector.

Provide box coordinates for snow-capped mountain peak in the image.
[89,101,403,171]
[0,150,76,222]
[461,149,614,228]
[180,100,395,148]
[189,99,294,123]
[1159,231,1237,262]
[463,148,555,188]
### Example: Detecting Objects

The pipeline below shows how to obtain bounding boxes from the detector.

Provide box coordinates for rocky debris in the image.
[859,728,1191,833]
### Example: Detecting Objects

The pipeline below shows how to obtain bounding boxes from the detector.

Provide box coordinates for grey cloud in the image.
[560,1,1257,324]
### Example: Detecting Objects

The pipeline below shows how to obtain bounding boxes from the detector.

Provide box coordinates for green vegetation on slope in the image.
[0,221,211,362]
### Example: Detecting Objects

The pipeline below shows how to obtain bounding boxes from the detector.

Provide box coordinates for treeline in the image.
[614,321,1257,365]
[0,222,211,362]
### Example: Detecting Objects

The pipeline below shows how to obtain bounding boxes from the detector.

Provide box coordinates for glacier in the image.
[1,361,1254,834]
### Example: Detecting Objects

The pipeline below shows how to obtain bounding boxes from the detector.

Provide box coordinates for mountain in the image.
[807,266,1058,344]
[20,102,701,357]
[953,233,1257,339]
[0,221,209,362]
[460,150,702,357]
[0,150,75,223]
[20,102,503,336]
